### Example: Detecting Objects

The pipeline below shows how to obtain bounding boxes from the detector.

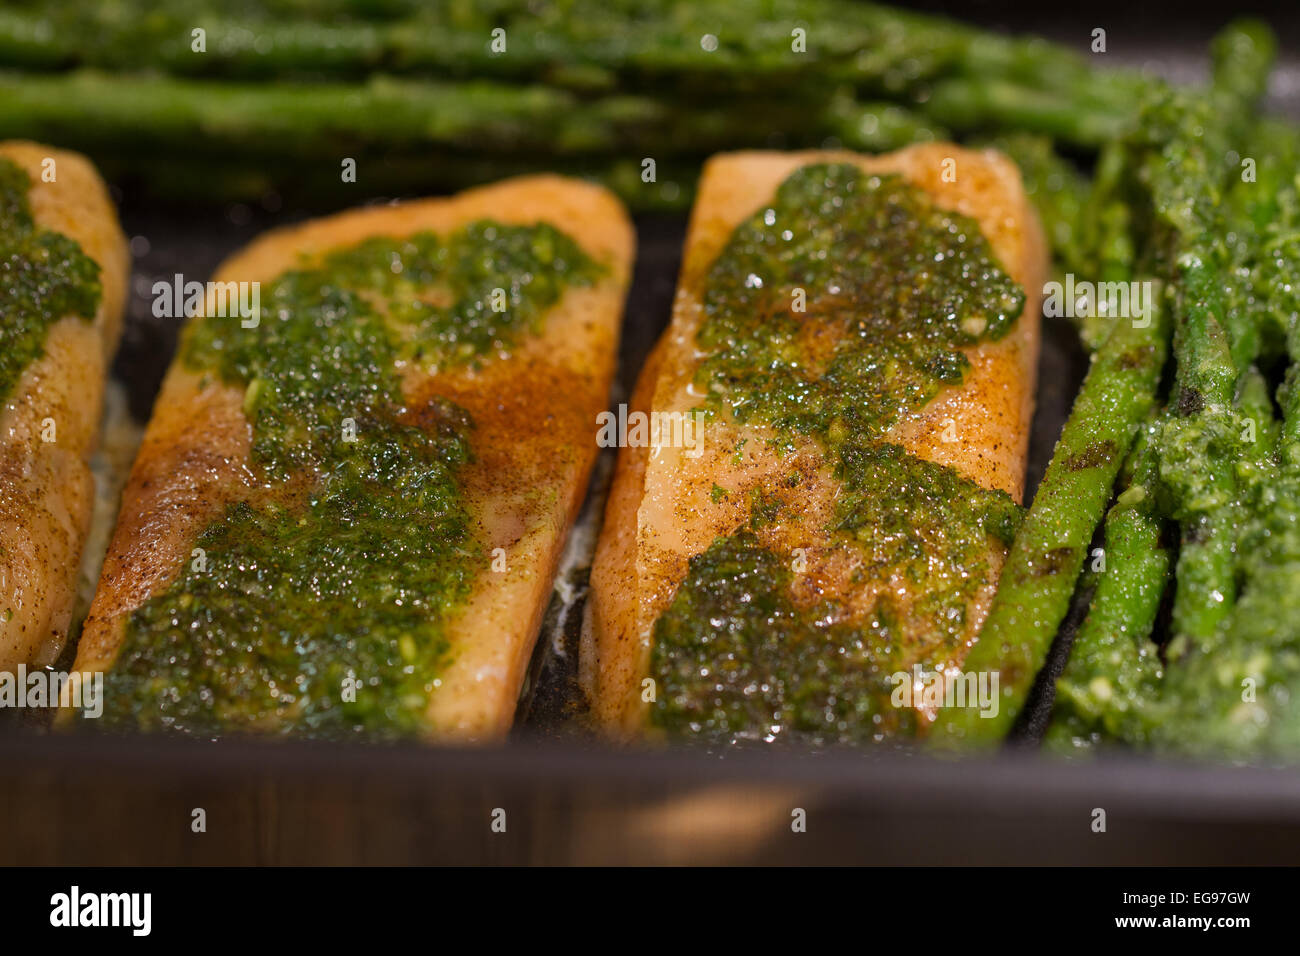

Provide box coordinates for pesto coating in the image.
[695,164,1024,443]
[0,156,102,402]
[652,531,917,745]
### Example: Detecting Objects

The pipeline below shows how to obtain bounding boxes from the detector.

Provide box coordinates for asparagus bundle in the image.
[1049,115,1300,759]
[0,0,1142,208]
[943,20,1300,759]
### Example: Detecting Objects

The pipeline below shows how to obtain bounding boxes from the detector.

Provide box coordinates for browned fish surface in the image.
[73,175,632,739]
[581,146,1046,737]
[0,142,128,671]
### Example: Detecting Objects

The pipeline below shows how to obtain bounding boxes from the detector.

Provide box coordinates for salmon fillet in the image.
[580,145,1046,739]
[72,175,632,740]
[0,142,128,671]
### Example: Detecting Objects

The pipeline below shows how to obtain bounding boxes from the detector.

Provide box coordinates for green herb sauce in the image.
[101,221,600,737]
[0,157,102,401]
[651,163,1026,744]
[653,531,918,744]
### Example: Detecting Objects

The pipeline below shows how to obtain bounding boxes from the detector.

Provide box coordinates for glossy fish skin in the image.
[580,146,1046,736]
[72,175,633,740]
[0,142,128,672]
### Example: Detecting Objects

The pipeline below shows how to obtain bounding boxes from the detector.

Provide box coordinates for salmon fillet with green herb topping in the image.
[71,175,632,740]
[0,142,127,672]
[580,145,1046,743]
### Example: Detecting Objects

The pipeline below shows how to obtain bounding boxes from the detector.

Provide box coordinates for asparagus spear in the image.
[0,0,945,89]
[921,77,1132,147]
[1046,419,1169,750]
[0,67,945,157]
[1246,122,1300,446]
[0,69,860,156]
[929,284,1170,745]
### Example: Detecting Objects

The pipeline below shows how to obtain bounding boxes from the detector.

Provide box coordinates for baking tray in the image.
[3,4,1300,866]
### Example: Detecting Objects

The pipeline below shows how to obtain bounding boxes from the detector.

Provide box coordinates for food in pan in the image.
[0,2,1293,762]
[0,141,127,672]
[70,176,633,740]
[581,145,1046,743]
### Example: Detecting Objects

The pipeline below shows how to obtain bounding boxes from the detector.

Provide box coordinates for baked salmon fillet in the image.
[72,175,632,740]
[0,142,128,671]
[580,146,1046,742]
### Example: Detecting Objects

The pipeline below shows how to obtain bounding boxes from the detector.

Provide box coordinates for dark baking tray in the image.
[3,5,1300,865]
